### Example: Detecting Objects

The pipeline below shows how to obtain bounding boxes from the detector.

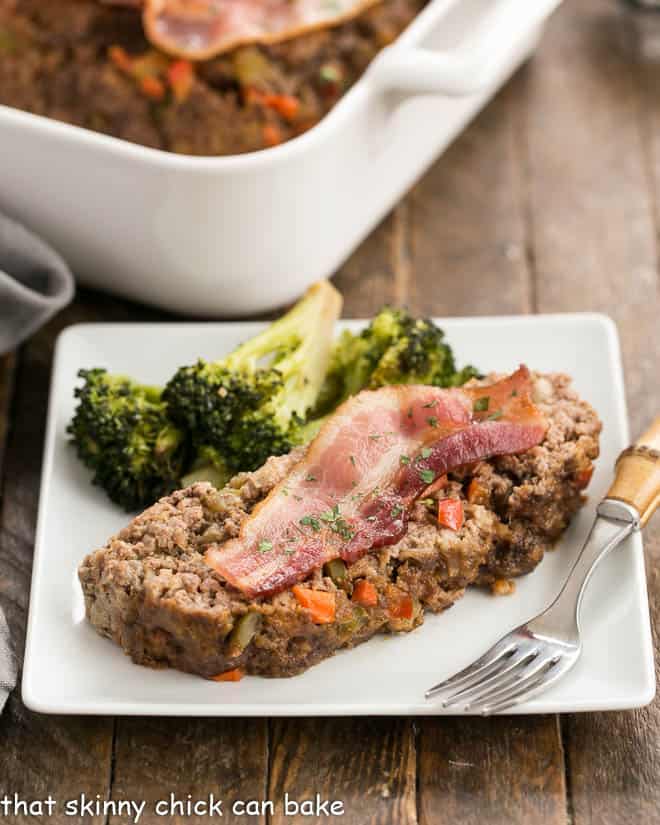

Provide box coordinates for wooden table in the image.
[2,1,660,822]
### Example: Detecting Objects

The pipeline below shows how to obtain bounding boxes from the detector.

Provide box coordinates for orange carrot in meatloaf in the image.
[437,499,464,531]
[292,586,337,624]
[352,580,378,608]
[211,668,244,682]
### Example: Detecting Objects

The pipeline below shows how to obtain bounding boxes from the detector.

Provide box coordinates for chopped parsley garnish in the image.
[281,487,289,496]
[511,389,518,397]
[369,434,381,441]
[400,455,411,466]
[302,505,354,541]
[331,518,355,541]
[349,455,356,466]
[391,505,403,519]
[423,401,437,408]
[419,498,435,508]
[427,416,438,428]
[258,540,273,553]
[300,515,321,532]
[293,494,303,502]
[419,468,435,485]
[320,504,340,522]
[305,474,317,482]
[473,396,490,413]
[407,407,413,419]
[487,410,503,421]
[421,447,432,459]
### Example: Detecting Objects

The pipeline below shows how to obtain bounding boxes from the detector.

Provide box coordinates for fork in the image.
[425,415,660,715]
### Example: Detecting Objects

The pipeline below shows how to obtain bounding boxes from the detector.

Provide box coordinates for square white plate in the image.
[22,314,655,715]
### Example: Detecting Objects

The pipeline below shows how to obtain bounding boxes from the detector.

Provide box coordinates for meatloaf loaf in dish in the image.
[79,372,601,679]
[0,0,426,155]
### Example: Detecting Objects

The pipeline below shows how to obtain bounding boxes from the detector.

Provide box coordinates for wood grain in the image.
[408,77,568,825]
[269,718,416,825]
[332,211,405,316]
[523,0,660,822]
[418,717,566,825]
[408,79,533,318]
[109,718,268,825]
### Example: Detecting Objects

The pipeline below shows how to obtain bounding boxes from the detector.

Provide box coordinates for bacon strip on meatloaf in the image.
[78,371,601,679]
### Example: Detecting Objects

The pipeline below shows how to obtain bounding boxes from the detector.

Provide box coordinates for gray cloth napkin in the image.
[0,607,16,713]
[0,212,75,355]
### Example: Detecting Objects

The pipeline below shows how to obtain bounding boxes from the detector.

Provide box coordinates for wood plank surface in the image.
[418,717,566,825]
[109,718,269,825]
[522,0,660,822]
[269,718,416,825]
[410,79,567,825]
[409,80,533,318]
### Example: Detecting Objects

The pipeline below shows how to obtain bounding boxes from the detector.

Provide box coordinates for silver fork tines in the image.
[441,645,540,708]
[464,654,560,712]
[425,640,517,700]
[424,499,641,715]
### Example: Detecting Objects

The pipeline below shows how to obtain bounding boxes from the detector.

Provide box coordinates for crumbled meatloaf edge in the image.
[78,372,601,679]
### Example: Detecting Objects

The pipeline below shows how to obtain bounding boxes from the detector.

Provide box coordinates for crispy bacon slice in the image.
[205,366,547,598]
[102,0,383,61]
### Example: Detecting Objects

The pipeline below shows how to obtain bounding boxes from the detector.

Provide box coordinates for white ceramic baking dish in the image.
[0,0,562,316]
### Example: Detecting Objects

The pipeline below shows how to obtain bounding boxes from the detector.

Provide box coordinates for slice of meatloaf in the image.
[78,372,601,679]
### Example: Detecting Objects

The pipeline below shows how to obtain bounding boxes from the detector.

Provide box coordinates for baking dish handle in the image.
[368,0,561,97]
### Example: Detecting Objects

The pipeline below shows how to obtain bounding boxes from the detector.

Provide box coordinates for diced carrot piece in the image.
[140,75,166,101]
[263,94,300,122]
[168,59,194,103]
[292,586,336,624]
[262,124,283,147]
[210,668,244,682]
[388,590,413,620]
[467,478,487,504]
[108,45,133,74]
[437,498,464,531]
[576,466,594,489]
[352,580,378,608]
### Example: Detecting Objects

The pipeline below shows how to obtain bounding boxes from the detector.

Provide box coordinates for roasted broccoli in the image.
[164,281,343,473]
[314,307,479,415]
[67,368,188,511]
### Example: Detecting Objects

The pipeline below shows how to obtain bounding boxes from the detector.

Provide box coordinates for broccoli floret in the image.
[315,307,479,414]
[67,368,188,511]
[164,281,343,472]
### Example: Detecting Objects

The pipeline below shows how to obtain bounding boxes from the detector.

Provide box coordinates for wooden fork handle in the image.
[607,416,660,527]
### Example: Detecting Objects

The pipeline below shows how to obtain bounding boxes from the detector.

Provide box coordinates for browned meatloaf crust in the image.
[0,0,427,155]
[78,372,601,679]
